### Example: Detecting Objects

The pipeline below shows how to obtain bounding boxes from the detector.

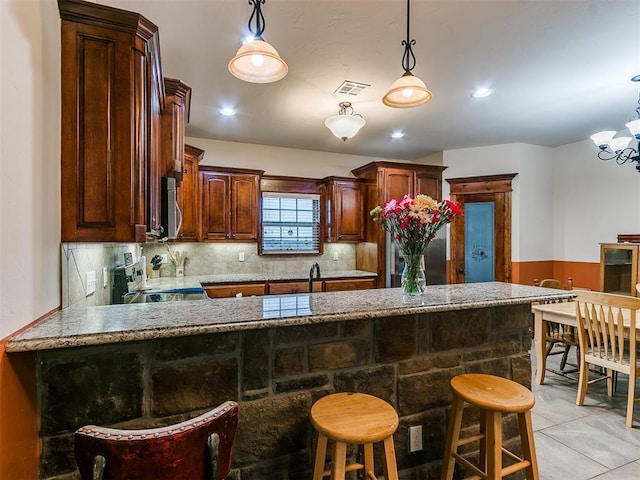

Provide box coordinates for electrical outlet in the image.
[239,252,245,262]
[160,253,169,264]
[102,267,108,287]
[86,271,96,296]
[409,425,423,452]
[333,251,339,261]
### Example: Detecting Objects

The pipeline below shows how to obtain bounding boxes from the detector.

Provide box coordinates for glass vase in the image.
[401,254,426,296]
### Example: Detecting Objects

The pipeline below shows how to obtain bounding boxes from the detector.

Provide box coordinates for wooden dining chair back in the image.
[533,277,579,376]
[74,401,239,480]
[574,291,640,427]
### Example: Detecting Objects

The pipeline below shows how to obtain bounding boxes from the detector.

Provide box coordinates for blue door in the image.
[464,202,495,282]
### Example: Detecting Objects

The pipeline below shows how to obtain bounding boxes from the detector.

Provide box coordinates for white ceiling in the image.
[102,0,640,160]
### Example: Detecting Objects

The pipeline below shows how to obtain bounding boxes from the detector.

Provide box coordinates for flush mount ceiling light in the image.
[220,107,236,116]
[382,0,432,108]
[324,102,366,141]
[590,76,640,171]
[471,88,493,98]
[228,0,287,83]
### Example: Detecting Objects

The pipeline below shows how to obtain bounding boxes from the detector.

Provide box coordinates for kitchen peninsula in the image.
[7,282,572,478]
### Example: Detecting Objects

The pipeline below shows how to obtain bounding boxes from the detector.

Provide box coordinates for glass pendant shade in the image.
[609,136,632,152]
[626,119,640,137]
[228,38,288,83]
[324,114,366,141]
[383,72,432,108]
[590,130,616,148]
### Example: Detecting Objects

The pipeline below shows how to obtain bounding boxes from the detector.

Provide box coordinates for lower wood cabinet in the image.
[204,276,376,298]
[204,283,267,298]
[322,278,376,292]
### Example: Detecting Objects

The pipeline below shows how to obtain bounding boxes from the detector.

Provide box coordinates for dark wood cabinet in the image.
[322,277,375,292]
[161,78,191,184]
[204,283,267,298]
[58,0,182,242]
[175,144,203,241]
[200,167,263,241]
[351,161,447,287]
[322,177,364,242]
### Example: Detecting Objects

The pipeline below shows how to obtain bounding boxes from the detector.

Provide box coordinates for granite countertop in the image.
[6,282,574,353]
[144,270,377,292]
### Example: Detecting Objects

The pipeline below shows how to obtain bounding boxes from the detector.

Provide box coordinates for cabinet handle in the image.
[183,168,188,174]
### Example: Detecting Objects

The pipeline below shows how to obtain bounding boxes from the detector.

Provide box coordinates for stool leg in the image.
[441,395,464,480]
[479,409,487,473]
[382,436,399,480]
[363,442,375,478]
[518,411,539,480]
[312,434,328,480]
[330,441,347,480]
[484,411,502,480]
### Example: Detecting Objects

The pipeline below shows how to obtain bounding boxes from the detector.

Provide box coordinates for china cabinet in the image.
[600,243,640,296]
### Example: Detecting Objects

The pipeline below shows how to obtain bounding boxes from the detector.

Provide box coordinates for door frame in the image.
[446,173,517,284]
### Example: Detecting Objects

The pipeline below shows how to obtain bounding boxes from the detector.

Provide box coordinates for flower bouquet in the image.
[370,194,462,295]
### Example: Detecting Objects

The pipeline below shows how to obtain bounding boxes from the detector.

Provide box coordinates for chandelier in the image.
[382,0,432,108]
[590,76,640,170]
[324,102,366,141]
[228,0,288,83]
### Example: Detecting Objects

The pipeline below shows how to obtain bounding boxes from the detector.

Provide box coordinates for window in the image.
[262,192,320,254]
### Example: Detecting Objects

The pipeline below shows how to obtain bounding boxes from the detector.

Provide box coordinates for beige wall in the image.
[1,0,61,339]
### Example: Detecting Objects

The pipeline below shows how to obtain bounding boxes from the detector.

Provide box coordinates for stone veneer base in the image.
[38,303,533,480]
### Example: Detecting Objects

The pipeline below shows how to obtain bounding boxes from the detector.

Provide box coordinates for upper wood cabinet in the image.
[351,161,447,287]
[600,243,640,297]
[321,177,364,242]
[161,78,191,184]
[200,167,264,241]
[58,0,167,242]
[175,144,203,241]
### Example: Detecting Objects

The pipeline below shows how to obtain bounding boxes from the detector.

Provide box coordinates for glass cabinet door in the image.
[600,244,639,296]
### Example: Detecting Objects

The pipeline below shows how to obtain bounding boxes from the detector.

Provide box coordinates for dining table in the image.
[531,301,578,385]
[532,295,639,385]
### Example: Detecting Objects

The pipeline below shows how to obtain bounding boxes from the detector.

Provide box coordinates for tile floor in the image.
[531,346,640,479]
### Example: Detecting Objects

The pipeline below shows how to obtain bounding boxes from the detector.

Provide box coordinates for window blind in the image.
[262,192,320,254]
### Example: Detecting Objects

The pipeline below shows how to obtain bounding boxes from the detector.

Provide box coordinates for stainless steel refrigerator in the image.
[386,230,447,287]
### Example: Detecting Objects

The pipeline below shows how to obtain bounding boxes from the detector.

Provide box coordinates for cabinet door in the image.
[332,181,364,242]
[383,168,414,202]
[415,171,442,200]
[600,244,639,296]
[323,277,376,292]
[231,174,260,240]
[201,172,231,240]
[176,151,200,241]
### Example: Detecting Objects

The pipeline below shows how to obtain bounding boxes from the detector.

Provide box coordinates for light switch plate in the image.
[239,252,245,262]
[86,271,96,295]
[409,425,423,452]
[333,252,339,261]
[102,267,108,287]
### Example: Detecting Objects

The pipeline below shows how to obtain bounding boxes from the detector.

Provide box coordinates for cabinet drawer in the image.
[204,283,266,298]
[323,278,376,292]
[268,281,309,295]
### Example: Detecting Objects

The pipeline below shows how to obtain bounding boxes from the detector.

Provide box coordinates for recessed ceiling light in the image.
[471,88,493,98]
[391,131,405,139]
[220,107,236,116]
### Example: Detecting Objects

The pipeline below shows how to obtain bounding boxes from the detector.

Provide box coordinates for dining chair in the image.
[74,400,239,479]
[533,277,579,376]
[574,291,640,427]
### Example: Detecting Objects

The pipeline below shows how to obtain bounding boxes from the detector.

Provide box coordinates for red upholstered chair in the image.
[74,401,238,480]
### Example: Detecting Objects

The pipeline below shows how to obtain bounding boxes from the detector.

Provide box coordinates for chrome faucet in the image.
[309,262,321,292]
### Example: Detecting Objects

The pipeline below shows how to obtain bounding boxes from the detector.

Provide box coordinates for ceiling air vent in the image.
[334,80,371,96]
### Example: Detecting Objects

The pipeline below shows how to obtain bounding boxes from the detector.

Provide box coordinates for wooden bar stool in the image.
[310,392,399,480]
[441,374,539,480]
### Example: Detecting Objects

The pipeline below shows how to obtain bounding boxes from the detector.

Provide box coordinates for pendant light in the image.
[324,102,366,141]
[382,0,432,108]
[228,0,288,83]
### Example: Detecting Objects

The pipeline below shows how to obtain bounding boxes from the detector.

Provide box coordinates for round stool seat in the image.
[451,373,535,413]
[310,392,398,445]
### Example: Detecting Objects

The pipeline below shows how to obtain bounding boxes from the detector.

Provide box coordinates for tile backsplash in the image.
[141,242,356,278]
[61,242,356,307]
[61,243,137,308]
